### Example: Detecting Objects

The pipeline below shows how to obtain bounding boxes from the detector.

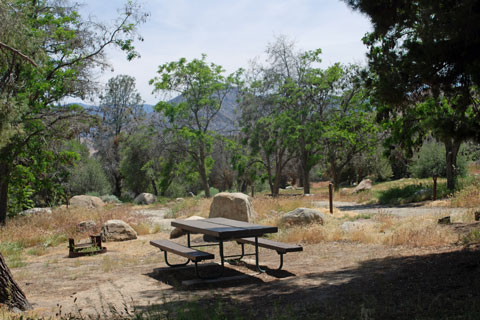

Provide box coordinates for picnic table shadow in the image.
[137,244,480,319]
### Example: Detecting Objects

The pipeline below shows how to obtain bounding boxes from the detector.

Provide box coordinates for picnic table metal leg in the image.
[163,251,190,267]
[255,237,266,273]
[277,253,284,270]
[194,239,225,280]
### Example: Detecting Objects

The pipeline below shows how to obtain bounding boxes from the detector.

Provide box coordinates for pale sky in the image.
[80,0,372,105]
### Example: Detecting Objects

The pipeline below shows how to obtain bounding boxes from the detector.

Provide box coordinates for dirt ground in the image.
[12,225,480,319]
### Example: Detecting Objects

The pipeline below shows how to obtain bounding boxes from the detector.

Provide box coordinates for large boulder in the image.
[77,220,97,233]
[69,195,105,209]
[170,216,205,239]
[280,208,327,226]
[352,179,373,194]
[134,193,157,205]
[19,207,52,216]
[209,192,255,222]
[101,220,137,242]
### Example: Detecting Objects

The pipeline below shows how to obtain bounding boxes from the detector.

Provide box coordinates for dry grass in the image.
[0,205,148,250]
[450,184,480,208]
[169,197,212,218]
[275,210,461,248]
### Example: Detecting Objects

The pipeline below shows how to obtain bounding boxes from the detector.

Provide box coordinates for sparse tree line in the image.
[0,0,479,312]
[1,0,480,227]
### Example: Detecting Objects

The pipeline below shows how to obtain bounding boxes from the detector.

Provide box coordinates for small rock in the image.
[188,192,195,197]
[340,188,350,196]
[352,179,373,194]
[170,216,205,239]
[176,198,185,202]
[101,220,137,241]
[77,220,97,232]
[280,208,327,226]
[133,193,157,205]
[438,216,451,224]
[69,195,105,209]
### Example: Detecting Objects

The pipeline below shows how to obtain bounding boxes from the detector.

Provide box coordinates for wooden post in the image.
[329,182,333,214]
[433,175,438,201]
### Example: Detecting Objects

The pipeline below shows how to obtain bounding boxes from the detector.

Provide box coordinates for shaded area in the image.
[136,245,480,319]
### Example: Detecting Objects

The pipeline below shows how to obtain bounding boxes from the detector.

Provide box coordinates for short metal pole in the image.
[433,175,437,201]
[329,182,333,214]
[187,232,191,247]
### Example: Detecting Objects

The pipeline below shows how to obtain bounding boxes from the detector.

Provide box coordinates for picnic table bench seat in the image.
[150,239,214,262]
[236,237,303,254]
[235,237,302,270]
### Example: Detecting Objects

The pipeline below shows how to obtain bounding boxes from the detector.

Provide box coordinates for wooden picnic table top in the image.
[171,217,278,240]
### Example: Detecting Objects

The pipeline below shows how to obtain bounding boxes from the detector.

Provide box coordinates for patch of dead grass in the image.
[450,184,480,208]
[0,205,146,248]
[275,211,460,248]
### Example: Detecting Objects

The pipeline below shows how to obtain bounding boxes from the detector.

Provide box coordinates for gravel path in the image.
[312,201,473,217]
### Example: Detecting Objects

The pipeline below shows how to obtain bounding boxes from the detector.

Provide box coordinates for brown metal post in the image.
[329,182,333,214]
[433,175,438,201]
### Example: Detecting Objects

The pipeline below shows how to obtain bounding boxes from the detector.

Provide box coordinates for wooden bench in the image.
[68,235,106,258]
[236,237,302,270]
[150,239,214,263]
[150,239,219,279]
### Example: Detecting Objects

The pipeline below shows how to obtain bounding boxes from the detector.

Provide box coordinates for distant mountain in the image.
[67,87,241,135]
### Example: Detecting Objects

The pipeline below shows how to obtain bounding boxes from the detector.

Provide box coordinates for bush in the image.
[100,195,122,203]
[69,158,111,196]
[378,182,449,205]
[409,140,468,179]
[196,187,220,198]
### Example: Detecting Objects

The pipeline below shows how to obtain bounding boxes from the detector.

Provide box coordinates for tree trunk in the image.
[198,146,210,197]
[112,173,122,198]
[0,253,32,311]
[330,158,341,191]
[151,179,158,196]
[297,164,304,188]
[301,154,311,194]
[444,139,461,191]
[303,167,311,194]
[0,161,10,225]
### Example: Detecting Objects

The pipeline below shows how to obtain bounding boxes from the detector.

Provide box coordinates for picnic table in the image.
[150,217,302,279]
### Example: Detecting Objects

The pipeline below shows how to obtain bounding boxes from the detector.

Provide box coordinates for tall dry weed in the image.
[450,184,480,208]
[385,223,458,247]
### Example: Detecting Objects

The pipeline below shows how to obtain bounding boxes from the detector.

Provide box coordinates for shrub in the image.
[409,140,468,179]
[100,195,122,203]
[69,158,111,196]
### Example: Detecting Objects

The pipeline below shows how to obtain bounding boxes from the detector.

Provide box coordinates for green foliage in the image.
[0,0,146,224]
[150,55,237,197]
[68,157,111,196]
[95,75,146,197]
[100,195,121,204]
[163,181,188,198]
[378,182,449,205]
[0,241,25,268]
[65,141,111,196]
[409,141,468,179]
[196,187,220,198]
[345,0,480,190]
